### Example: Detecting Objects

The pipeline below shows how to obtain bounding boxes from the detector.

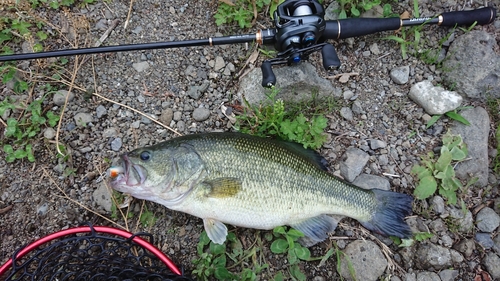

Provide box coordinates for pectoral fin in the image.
[290,214,339,247]
[203,177,242,198]
[203,218,228,244]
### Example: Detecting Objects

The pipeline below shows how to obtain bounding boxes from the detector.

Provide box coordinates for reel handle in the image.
[261,61,277,87]
[322,7,497,40]
[321,44,340,70]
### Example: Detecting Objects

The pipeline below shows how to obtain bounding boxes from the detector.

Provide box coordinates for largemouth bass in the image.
[109,132,412,245]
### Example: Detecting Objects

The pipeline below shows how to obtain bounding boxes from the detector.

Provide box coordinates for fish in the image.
[109,132,413,245]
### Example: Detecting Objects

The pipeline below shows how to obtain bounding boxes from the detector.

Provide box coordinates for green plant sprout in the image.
[411,131,477,205]
[426,107,471,129]
[1,94,60,163]
[392,232,434,247]
[336,0,383,19]
[236,88,329,150]
[214,0,272,29]
[192,231,268,281]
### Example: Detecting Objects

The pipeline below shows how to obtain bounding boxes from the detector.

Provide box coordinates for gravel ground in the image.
[1,0,500,280]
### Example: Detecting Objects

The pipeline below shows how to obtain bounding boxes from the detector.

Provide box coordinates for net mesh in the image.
[3,226,194,281]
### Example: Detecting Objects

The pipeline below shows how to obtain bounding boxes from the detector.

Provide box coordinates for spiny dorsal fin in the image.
[204,177,242,198]
[281,141,329,171]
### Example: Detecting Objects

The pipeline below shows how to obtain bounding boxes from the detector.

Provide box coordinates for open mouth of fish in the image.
[109,154,146,187]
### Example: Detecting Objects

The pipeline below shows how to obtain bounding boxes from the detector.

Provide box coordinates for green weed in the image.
[214,0,272,29]
[269,226,312,280]
[139,205,158,228]
[336,0,385,18]
[192,231,268,281]
[0,93,60,163]
[411,131,477,205]
[426,107,471,129]
[392,232,434,247]
[236,88,329,150]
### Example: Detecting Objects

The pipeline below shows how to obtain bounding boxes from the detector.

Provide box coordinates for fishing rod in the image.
[0,0,496,87]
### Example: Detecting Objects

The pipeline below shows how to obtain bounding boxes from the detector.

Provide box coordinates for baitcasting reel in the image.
[261,0,340,87]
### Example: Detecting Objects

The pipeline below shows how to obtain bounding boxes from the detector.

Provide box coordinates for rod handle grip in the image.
[323,18,401,40]
[440,7,497,26]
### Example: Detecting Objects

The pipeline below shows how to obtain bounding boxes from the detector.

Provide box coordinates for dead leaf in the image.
[400,11,410,19]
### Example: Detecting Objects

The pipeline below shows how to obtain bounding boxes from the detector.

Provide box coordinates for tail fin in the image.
[361,189,413,238]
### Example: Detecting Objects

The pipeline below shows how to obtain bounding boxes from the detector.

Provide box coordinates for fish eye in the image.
[140,151,151,161]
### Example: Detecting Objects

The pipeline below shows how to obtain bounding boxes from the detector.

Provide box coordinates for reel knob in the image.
[261,61,277,88]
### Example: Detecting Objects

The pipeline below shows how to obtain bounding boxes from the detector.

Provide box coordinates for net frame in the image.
[0,224,194,281]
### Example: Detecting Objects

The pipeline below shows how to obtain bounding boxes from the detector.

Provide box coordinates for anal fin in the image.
[290,214,339,247]
[203,218,228,245]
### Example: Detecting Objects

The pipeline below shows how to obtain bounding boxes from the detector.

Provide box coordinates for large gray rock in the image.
[390,65,410,85]
[92,182,112,212]
[484,252,500,280]
[476,207,500,233]
[238,62,341,105]
[352,174,390,191]
[340,147,370,182]
[53,90,75,106]
[450,107,490,187]
[408,80,462,115]
[339,240,387,281]
[442,30,500,99]
[416,243,452,270]
[416,271,441,281]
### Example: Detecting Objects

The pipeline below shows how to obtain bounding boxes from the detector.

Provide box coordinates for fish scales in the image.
[179,134,375,220]
[110,132,413,245]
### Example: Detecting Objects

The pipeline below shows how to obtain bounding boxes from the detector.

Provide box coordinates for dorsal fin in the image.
[281,141,329,171]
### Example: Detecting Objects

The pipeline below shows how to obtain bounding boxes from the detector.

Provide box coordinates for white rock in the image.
[409,80,462,115]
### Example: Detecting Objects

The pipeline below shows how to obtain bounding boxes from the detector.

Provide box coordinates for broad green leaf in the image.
[441,176,457,191]
[435,150,452,172]
[273,226,286,235]
[290,264,307,281]
[14,148,27,159]
[273,271,285,281]
[294,246,311,261]
[214,266,235,280]
[398,238,414,247]
[452,178,463,189]
[411,165,432,179]
[6,118,18,137]
[414,232,434,241]
[209,242,226,256]
[339,9,347,19]
[450,146,466,161]
[287,228,304,239]
[350,6,360,17]
[414,175,437,200]
[439,188,457,205]
[445,111,470,125]
[6,154,15,163]
[3,144,14,154]
[270,239,289,254]
[288,249,298,264]
[3,67,15,83]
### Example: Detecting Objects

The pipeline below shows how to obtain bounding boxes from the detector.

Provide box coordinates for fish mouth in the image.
[109,154,147,188]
